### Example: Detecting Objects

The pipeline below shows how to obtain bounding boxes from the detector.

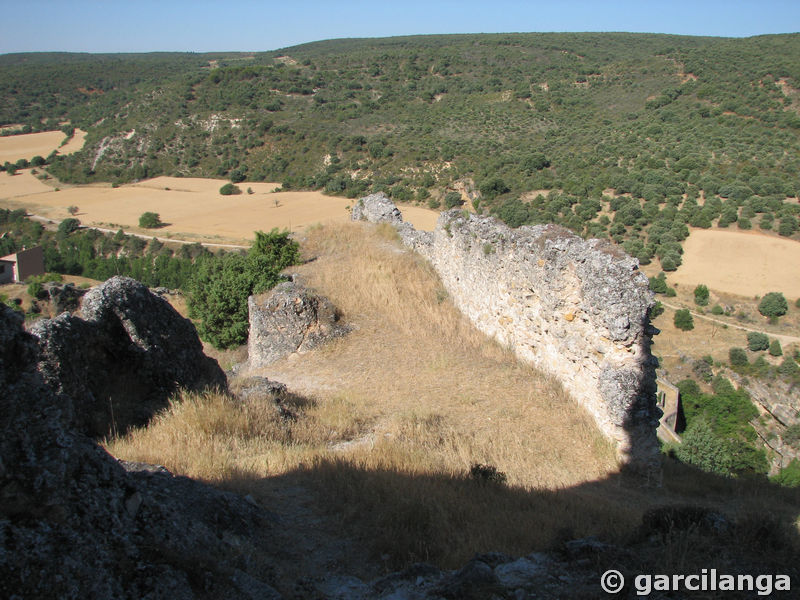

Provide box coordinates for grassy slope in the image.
[106,223,800,569]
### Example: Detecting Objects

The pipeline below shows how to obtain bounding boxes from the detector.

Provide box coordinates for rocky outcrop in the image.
[352,195,660,477]
[248,280,350,368]
[352,192,433,252]
[0,303,281,599]
[31,276,227,437]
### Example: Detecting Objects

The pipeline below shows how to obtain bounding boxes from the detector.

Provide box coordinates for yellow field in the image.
[0,129,87,163]
[671,228,800,297]
[0,172,439,243]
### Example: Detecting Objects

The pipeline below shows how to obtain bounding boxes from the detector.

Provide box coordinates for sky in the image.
[1,0,799,54]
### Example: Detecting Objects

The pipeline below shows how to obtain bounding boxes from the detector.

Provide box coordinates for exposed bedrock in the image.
[0,303,281,599]
[248,279,350,368]
[353,194,661,477]
[30,276,227,437]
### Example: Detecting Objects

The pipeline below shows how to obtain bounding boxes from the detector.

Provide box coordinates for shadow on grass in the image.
[219,456,800,592]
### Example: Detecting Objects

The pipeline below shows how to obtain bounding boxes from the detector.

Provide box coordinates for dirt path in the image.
[255,479,378,592]
[659,299,800,344]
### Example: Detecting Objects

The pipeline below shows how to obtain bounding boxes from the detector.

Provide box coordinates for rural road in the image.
[28,214,250,250]
[659,299,800,344]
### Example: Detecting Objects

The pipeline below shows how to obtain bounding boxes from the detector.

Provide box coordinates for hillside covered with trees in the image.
[2,33,799,272]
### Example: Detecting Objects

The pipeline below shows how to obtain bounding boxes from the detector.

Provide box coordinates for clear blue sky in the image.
[2,0,799,54]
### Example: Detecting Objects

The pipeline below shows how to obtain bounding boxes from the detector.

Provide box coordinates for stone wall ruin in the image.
[352,193,661,476]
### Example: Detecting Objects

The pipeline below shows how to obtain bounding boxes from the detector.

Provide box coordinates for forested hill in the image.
[2,33,800,267]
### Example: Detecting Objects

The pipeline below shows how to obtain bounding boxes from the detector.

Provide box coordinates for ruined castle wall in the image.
[352,194,660,474]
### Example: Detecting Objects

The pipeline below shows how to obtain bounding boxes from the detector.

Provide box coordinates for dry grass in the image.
[670,228,800,297]
[106,222,800,568]
[1,174,438,244]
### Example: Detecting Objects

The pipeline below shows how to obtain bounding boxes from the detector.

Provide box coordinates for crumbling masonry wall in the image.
[353,193,661,475]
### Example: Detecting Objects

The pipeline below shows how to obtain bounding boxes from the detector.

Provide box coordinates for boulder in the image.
[0,303,282,599]
[31,276,226,437]
[248,280,349,368]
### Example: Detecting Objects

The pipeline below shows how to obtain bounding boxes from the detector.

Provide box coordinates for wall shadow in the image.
[223,456,800,597]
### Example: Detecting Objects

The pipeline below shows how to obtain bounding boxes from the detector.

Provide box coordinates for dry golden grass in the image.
[0,129,87,162]
[671,228,800,297]
[106,223,800,568]
[1,174,439,244]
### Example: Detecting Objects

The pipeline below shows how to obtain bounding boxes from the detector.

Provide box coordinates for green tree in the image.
[478,177,509,200]
[693,284,709,306]
[771,459,800,487]
[443,191,464,209]
[769,339,783,356]
[674,308,694,331]
[138,212,164,228]
[187,229,299,348]
[57,218,81,236]
[220,183,242,196]
[758,292,788,318]
[746,332,769,351]
[729,347,749,367]
[675,418,732,476]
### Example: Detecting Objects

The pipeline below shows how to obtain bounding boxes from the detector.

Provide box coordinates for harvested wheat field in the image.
[671,228,800,297]
[1,173,439,243]
[0,129,87,162]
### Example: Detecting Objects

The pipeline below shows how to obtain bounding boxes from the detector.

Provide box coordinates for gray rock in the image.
[248,281,349,368]
[494,556,548,588]
[0,303,282,599]
[31,276,227,437]
[351,192,404,225]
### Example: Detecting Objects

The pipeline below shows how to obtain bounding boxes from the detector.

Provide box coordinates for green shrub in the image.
[783,424,800,448]
[443,192,464,209]
[693,284,709,306]
[746,332,769,351]
[57,218,81,235]
[220,183,242,196]
[711,304,724,315]
[187,229,299,349]
[769,339,783,357]
[138,212,164,229]
[771,459,800,487]
[729,347,749,367]
[674,309,694,331]
[758,292,788,318]
[650,301,664,318]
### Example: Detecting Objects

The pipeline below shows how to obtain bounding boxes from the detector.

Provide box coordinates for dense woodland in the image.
[2,33,800,271]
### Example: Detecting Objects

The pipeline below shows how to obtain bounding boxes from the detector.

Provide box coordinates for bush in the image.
[771,459,800,487]
[674,309,694,331]
[711,304,724,315]
[443,191,464,209]
[783,424,800,448]
[187,229,299,349]
[746,332,769,351]
[220,183,242,196]
[758,292,788,318]
[650,301,664,318]
[138,212,164,229]
[693,284,709,306]
[478,177,509,200]
[729,347,749,367]
[648,273,668,293]
[57,218,81,235]
[769,339,783,357]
